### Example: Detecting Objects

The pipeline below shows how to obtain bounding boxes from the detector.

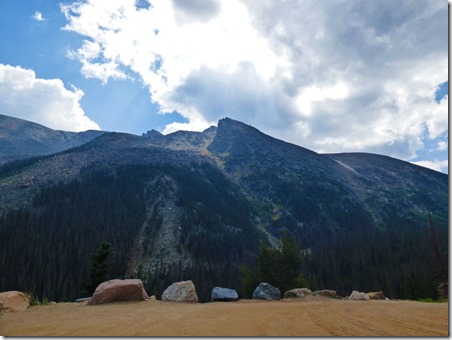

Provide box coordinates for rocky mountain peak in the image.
[209,117,318,158]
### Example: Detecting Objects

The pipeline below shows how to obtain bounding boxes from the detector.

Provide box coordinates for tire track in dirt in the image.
[0,299,448,336]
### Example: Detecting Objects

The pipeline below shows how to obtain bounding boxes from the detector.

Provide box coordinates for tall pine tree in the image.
[81,241,112,296]
[240,230,311,297]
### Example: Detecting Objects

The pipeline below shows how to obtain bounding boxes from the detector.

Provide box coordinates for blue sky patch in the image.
[435,82,448,103]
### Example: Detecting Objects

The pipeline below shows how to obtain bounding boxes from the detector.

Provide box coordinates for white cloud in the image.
[240,1,448,158]
[32,11,46,22]
[66,39,128,84]
[411,159,448,173]
[0,64,100,132]
[296,82,349,117]
[437,141,447,151]
[61,0,447,165]
[61,0,288,131]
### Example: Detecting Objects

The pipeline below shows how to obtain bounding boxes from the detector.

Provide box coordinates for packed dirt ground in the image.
[0,297,448,336]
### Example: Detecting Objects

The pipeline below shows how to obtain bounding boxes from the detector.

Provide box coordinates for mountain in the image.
[0,116,447,302]
[0,114,104,165]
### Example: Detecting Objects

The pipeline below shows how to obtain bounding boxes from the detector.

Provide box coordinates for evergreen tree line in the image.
[242,166,375,245]
[0,161,447,302]
[303,216,448,299]
[240,231,317,297]
[241,166,448,300]
[0,165,152,301]
[240,220,447,301]
[0,162,263,302]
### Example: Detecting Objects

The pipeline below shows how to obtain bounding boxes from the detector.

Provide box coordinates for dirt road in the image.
[0,298,448,336]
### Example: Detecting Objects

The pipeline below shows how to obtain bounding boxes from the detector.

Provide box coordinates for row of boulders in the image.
[86,279,240,305]
[252,283,386,301]
[0,280,387,310]
[86,280,387,304]
[252,283,338,301]
[283,288,335,299]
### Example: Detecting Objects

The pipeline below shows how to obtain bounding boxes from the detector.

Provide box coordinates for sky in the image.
[0,0,448,173]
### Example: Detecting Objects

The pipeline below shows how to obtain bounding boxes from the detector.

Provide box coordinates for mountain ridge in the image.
[0,114,447,302]
[0,113,105,165]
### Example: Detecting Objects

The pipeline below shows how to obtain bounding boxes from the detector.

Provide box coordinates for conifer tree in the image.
[81,241,112,296]
[240,230,310,297]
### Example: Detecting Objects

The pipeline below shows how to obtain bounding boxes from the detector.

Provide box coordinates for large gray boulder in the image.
[349,290,370,301]
[284,288,313,299]
[161,280,198,303]
[0,291,30,312]
[87,279,149,305]
[252,283,281,300]
[211,287,239,302]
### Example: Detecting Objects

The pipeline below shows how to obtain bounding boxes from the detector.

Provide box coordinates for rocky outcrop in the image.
[87,279,149,305]
[161,280,198,303]
[349,290,370,301]
[211,287,239,302]
[0,291,30,312]
[252,283,280,300]
[126,177,193,285]
[367,291,385,300]
[284,288,313,299]
[313,289,336,298]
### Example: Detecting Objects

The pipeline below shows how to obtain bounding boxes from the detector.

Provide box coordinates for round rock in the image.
[211,287,239,302]
[161,280,199,303]
[252,283,281,300]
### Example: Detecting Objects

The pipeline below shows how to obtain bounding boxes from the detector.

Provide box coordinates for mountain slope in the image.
[0,116,447,302]
[324,152,447,226]
[207,118,372,243]
[0,114,104,165]
[208,118,447,244]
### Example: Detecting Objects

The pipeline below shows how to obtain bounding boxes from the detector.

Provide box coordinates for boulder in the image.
[252,283,281,300]
[284,288,312,299]
[367,291,386,300]
[161,280,198,303]
[87,279,149,305]
[0,291,30,312]
[349,290,370,301]
[211,287,239,302]
[312,289,336,298]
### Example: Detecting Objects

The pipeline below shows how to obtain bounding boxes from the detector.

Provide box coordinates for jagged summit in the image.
[210,117,318,157]
[142,129,163,137]
[140,124,217,152]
